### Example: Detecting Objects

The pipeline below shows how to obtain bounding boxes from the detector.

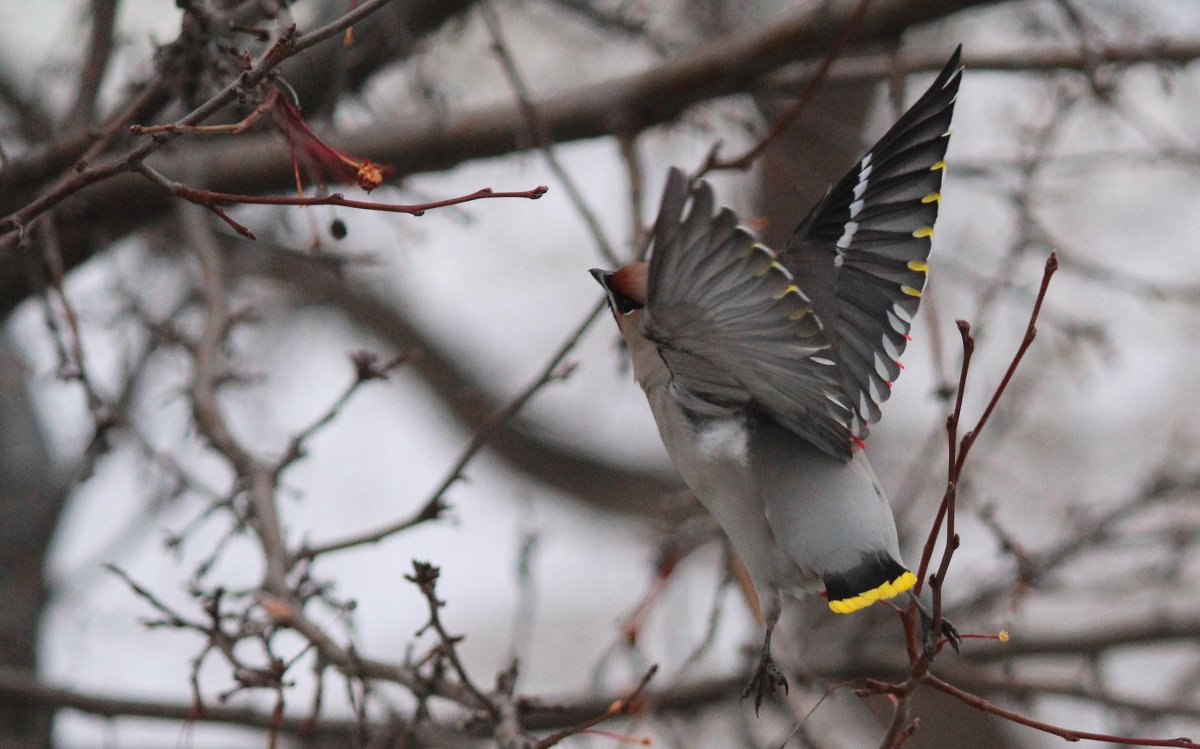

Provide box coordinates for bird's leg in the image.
[908,592,961,659]
[741,595,787,715]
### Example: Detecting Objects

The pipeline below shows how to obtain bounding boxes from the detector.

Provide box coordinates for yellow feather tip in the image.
[828,571,917,614]
[912,226,935,238]
[930,160,948,171]
[901,285,923,298]
[907,260,929,274]
[921,192,941,203]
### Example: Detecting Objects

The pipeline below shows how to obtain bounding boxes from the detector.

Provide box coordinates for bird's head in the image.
[590,262,648,339]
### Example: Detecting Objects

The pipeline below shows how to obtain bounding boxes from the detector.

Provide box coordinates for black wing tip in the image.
[939,44,965,92]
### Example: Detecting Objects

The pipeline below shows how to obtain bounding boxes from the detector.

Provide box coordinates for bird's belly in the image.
[646,389,818,595]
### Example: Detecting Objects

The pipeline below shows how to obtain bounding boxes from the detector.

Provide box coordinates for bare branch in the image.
[926,675,1197,747]
[0,0,401,239]
[296,299,606,560]
[696,0,874,176]
[179,203,288,593]
[480,0,620,266]
[65,0,121,129]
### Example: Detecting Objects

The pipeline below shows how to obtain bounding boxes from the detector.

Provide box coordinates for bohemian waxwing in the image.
[591,46,964,710]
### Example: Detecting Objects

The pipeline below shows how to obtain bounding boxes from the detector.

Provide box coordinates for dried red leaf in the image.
[273,96,393,193]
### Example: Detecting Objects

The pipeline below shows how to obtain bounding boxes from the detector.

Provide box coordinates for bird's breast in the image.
[691,413,750,464]
[646,386,750,481]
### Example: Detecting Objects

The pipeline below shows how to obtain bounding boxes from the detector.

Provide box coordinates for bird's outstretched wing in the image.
[643,168,855,459]
[784,46,963,439]
[641,47,961,461]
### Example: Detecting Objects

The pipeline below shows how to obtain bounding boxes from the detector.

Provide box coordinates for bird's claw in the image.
[741,652,788,715]
[917,604,962,659]
[941,616,962,654]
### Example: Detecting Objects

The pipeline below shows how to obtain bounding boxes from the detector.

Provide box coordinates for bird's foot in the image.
[916,602,962,659]
[741,650,788,715]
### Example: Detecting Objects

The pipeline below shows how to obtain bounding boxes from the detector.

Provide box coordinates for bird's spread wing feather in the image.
[784,46,963,439]
[639,47,961,461]
[643,169,855,459]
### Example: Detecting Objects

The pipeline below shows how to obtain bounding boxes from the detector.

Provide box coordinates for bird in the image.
[590,46,964,711]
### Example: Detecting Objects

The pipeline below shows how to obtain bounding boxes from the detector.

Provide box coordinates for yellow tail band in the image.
[828,570,918,614]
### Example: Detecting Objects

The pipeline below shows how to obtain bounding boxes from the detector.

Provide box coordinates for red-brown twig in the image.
[873,253,1060,749]
[137,162,547,240]
[532,665,657,749]
[872,251,1199,748]
[926,675,1196,747]
[915,252,1060,600]
[0,0,397,240]
[923,252,1059,659]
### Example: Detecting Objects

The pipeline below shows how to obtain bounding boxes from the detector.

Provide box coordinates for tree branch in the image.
[0,0,1009,318]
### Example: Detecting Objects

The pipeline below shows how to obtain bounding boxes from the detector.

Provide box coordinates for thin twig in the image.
[480,0,621,266]
[65,0,121,129]
[926,675,1196,747]
[130,92,279,136]
[872,253,1061,749]
[295,299,606,560]
[179,203,289,593]
[915,252,1059,598]
[274,350,412,478]
[137,162,548,240]
[533,665,657,749]
[695,0,873,176]
[0,0,397,238]
[407,561,500,721]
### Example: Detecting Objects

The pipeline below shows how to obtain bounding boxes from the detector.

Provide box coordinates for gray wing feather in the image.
[644,169,854,459]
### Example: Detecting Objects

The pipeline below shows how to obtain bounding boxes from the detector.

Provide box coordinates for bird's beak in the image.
[588,268,612,289]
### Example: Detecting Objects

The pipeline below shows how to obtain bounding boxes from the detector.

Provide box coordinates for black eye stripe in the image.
[590,268,644,315]
[611,291,643,315]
